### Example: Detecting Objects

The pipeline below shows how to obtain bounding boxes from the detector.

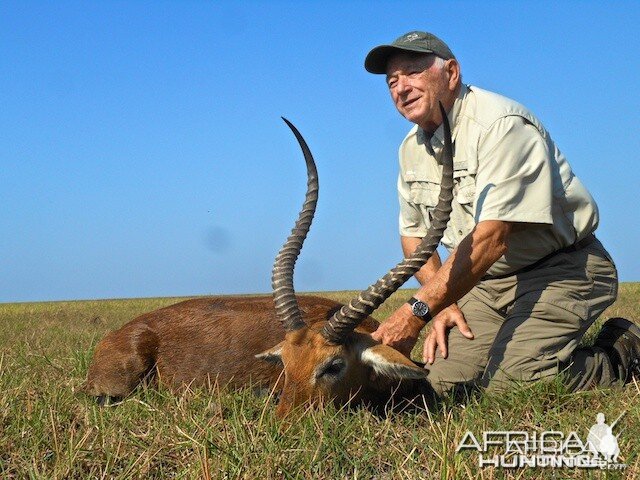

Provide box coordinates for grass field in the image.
[1,284,638,479]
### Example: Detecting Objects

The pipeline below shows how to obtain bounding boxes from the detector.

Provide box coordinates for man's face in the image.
[385,53,453,133]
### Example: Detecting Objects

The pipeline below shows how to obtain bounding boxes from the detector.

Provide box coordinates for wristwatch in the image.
[407,297,432,324]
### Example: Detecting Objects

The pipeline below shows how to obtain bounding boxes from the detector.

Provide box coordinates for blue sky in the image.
[1,1,639,303]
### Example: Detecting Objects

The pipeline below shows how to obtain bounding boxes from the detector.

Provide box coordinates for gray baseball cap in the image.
[365,31,455,74]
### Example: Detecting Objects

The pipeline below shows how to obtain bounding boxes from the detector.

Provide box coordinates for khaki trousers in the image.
[426,238,619,397]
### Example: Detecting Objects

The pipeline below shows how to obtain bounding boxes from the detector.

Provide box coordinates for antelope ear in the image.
[255,342,284,365]
[360,344,427,380]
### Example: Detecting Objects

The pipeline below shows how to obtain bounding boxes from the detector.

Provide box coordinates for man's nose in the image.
[396,76,411,95]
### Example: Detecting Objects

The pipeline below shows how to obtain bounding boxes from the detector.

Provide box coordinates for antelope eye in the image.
[317,358,346,379]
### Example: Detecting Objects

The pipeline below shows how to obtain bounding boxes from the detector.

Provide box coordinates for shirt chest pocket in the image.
[408,172,476,208]
[454,170,476,206]
[408,179,440,207]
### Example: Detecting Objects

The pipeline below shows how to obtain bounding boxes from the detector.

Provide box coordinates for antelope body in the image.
[85,295,432,412]
[86,296,372,399]
[86,110,454,416]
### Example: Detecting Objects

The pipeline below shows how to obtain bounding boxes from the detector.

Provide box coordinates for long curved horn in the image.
[322,102,454,344]
[271,117,319,332]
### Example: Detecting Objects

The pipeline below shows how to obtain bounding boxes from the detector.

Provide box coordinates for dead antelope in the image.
[85,107,454,417]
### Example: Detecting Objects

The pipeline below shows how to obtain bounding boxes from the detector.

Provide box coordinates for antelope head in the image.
[258,109,454,417]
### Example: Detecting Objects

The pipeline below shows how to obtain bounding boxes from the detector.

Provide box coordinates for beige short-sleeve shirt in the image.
[398,84,599,277]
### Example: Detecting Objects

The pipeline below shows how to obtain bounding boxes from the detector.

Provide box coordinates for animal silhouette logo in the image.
[586,412,622,462]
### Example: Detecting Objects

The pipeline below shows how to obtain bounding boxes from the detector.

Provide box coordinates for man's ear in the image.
[360,344,427,380]
[255,342,284,365]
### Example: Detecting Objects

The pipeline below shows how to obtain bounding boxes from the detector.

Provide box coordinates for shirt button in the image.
[458,230,463,235]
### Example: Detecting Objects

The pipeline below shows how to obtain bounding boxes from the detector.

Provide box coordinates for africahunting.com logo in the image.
[456,412,626,470]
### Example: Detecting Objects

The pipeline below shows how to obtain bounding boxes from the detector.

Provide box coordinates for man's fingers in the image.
[371,327,415,357]
[457,319,474,339]
[425,332,437,364]
[436,324,448,359]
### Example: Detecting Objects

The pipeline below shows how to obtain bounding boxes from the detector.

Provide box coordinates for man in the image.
[366,31,640,398]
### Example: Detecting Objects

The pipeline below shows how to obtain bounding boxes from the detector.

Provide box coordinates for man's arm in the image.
[401,235,442,285]
[418,219,512,315]
[372,220,513,358]
[395,235,469,359]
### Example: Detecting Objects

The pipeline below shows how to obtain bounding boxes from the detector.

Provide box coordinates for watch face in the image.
[411,301,429,318]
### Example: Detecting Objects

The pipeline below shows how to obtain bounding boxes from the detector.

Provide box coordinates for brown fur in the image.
[272,323,435,417]
[84,295,379,399]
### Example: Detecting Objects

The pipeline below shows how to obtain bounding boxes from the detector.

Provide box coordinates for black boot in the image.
[594,317,640,383]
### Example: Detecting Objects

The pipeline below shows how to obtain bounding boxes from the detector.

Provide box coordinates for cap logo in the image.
[404,33,420,42]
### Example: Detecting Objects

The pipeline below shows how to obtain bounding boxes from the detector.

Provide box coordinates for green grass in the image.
[1,285,639,479]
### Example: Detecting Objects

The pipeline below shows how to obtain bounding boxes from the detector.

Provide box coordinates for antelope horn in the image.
[322,102,454,344]
[271,117,319,332]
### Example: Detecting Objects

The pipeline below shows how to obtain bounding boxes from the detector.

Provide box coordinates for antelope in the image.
[85,106,454,417]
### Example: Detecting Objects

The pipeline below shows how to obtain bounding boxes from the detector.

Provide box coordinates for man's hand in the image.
[423,304,474,364]
[370,303,426,357]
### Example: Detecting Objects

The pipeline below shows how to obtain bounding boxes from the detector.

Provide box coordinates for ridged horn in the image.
[322,102,454,344]
[271,117,319,332]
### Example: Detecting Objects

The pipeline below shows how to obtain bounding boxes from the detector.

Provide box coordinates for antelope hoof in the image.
[96,395,122,406]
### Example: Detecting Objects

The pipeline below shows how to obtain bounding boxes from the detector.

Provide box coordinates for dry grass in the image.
[0,285,638,479]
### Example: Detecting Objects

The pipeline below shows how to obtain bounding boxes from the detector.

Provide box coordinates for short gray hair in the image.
[431,54,462,83]
[431,55,446,70]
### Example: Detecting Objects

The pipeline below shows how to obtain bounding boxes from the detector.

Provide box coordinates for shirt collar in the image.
[417,84,469,156]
